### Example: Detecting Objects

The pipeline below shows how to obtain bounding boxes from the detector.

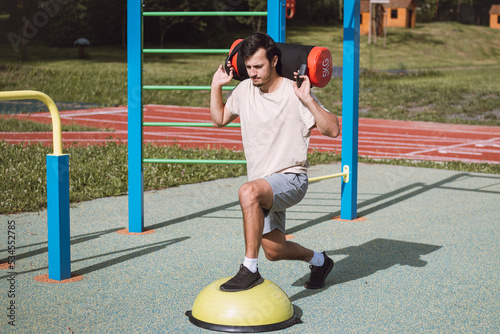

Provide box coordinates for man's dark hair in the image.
[240,32,279,63]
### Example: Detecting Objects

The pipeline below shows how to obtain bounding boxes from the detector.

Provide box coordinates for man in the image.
[210,32,340,292]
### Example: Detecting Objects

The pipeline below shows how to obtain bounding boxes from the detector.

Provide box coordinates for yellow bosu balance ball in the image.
[186,277,301,332]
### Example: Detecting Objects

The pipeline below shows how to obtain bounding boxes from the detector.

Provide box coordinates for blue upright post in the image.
[340,0,360,220]
[46,154,71,280]
[127,0,145,232]
[267,0,286,43]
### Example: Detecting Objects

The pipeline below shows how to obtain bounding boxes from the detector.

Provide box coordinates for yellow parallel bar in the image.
[308,173,345,183]
[308,165,350,183]
[0,90,63,155]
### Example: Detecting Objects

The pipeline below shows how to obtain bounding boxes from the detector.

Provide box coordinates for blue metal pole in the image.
[341,0,360,220]
[267,0,286,43]
[127,0,144,233]
[46,154,71,280]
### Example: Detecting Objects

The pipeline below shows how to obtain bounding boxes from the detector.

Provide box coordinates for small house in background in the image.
[360,1,386,36]
[384,0,416,28]
[360,0,415,36]
[490,5,500,29]
[360,1,371,35]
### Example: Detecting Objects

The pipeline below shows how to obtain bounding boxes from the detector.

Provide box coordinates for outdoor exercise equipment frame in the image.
[0,90,70,281]
[127,0,360,232]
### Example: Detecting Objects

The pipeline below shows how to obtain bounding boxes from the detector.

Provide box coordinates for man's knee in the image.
[238,182,258,202]
[238,180,272,209]
[263,247,283,262]
[262,231,287,261]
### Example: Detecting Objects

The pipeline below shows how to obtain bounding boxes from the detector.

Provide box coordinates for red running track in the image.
[2,104,500,164]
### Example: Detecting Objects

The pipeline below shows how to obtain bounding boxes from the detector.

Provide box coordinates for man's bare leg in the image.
[220,177,334,291]
[238,179,274,259]
[219,179,273,291]
[261,229,314,262]
[262,229,334,289]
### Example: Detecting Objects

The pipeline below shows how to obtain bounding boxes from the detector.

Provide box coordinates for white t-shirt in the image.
[225,77,322,181]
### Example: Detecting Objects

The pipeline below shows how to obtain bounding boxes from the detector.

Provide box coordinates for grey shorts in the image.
[262,173,308,234]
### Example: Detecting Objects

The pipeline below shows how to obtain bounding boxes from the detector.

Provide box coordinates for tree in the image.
[2,0,39,60]
[430,0,486,22]
[414,0,492,24]
[234,0,266,32]
[143,0,194,48]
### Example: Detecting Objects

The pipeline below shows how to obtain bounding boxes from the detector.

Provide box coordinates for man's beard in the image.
[251,77,264,87]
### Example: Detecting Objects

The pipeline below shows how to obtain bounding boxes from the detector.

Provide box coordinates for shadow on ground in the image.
[289,238,442,302]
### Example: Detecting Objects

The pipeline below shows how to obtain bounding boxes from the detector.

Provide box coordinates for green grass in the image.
[288,22,500,70]
[316,68,500,124]
[0,59,129,107]
[0,141,246,214]
[0,117,112,132]
[1,22,499,125]
[1,23,499,214]
[2,140,498,215]
[0,142,338,214]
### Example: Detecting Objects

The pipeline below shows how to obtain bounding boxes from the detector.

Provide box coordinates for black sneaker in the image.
[219,265,264,292]
[304,252,334,289]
